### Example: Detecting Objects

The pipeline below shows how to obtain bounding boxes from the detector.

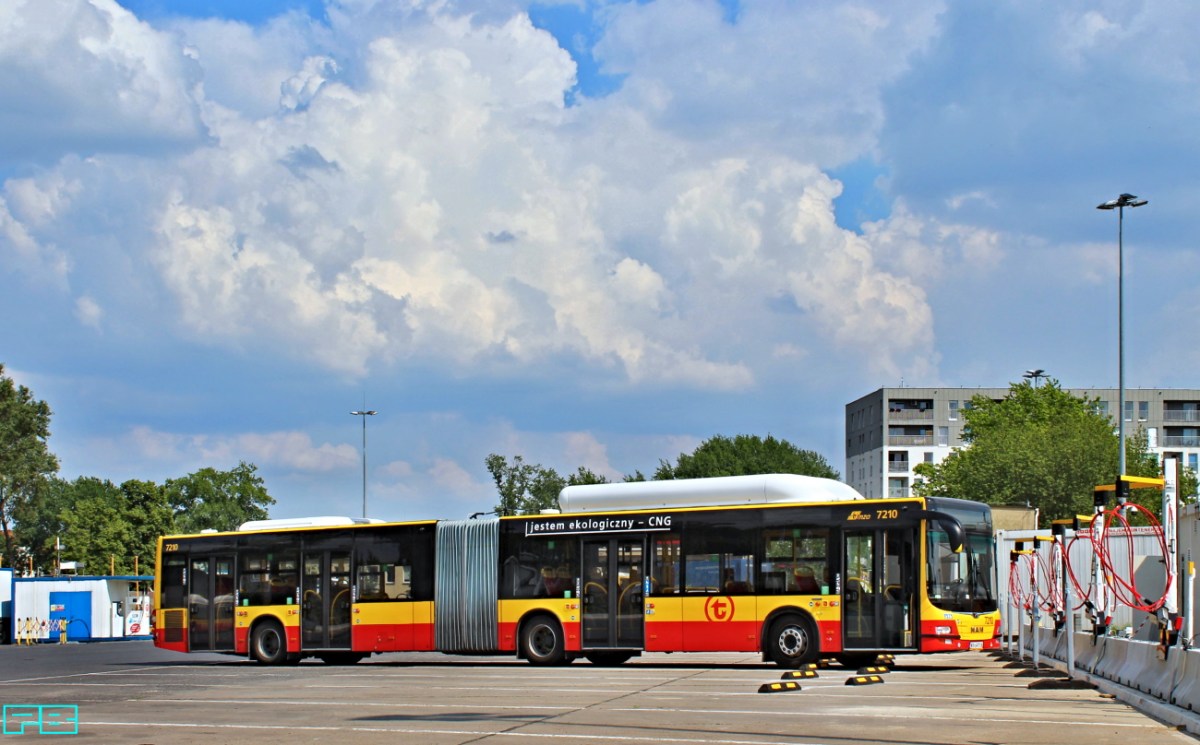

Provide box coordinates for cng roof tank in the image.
[557,473,863,514]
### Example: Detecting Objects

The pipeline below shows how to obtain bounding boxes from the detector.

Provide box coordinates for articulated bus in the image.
[154,474,1000,667]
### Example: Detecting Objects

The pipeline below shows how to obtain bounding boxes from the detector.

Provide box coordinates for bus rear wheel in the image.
[766,614,819,668]
[520,615,565,665]
[250,620,289,665]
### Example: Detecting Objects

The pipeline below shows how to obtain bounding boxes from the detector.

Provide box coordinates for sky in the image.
[3,0,1198,523]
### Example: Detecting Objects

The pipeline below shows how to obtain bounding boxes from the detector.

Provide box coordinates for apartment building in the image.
[845,387,1200,499]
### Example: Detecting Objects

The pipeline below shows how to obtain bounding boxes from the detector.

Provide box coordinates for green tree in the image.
[486,456,610,515]
[58,477,137,574]
[11,475,74,573]
[122,479,176,573]
[166,462,274,533]
[15,477,169,575]
[0,363,59,568]
[654,434,839,480]
[568,466,610,487]
[914,380,1119,524]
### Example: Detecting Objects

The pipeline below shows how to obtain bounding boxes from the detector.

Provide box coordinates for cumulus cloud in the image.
[659,158,941,381]
[0,196,70,284]
[595,0,944,166]
[427,457,478,492]
[0,0,207,164]
[127,425,357,471]
[1,0,982,392]
[562,431,621,481]
[75,295,103,328]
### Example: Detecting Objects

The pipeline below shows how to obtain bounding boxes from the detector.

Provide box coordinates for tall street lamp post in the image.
[350,409,377,518]
[1097,193,1148,476]
[1023,369,1046,387]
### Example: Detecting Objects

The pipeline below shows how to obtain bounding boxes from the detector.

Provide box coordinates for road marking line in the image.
[139,698,580,710]
[607,707,1161,729]
[85,720,834,744]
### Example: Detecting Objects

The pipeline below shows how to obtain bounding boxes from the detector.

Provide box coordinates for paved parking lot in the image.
[0,642,1195,744]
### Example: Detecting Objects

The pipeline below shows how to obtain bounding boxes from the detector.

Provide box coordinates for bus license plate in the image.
[969,641,983,650]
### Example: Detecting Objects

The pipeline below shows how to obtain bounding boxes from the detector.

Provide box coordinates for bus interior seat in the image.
[762,571,785,593]
[794,566,820,594]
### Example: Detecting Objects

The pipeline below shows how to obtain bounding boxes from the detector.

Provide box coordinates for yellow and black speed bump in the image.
[759,680,803,693]
[799,662,820,670]
[875,654,895,664]
[845,674,885,686]
[857,665,890,675]
[781,669,819,680]
[815,658,832,668]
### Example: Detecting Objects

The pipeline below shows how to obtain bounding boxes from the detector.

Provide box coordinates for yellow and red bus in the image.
[153,474,1000,667]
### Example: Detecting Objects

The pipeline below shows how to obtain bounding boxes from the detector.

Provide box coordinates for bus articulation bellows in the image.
[154,474,1001,666]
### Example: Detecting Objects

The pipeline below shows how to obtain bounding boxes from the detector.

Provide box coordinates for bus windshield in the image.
[925,502,997,615]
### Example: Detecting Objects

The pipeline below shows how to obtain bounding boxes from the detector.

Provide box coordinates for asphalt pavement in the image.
[0,642,1195,744]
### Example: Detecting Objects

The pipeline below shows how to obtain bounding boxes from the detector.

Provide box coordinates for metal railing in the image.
[1161,435,1200,447]
[1163,409,1200,422]
[888,435,934,446]
[888,409,934,421]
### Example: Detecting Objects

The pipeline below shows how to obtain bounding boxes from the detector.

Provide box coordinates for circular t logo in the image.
[704,595,736,622]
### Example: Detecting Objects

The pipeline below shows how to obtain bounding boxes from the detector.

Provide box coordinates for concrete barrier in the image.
[1072,631,1101,674]
[1089,635,1120,681]
[1063,637,1200,718]
[1138,644,1177,700]
[1020,638,1200,736]
[1167,647,1200,712]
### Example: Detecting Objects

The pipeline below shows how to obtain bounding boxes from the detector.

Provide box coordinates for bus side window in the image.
[162,557,186,608]
[651,533,680,595]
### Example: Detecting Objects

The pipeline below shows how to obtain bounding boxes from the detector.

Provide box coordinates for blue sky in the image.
[4,0,1198,522]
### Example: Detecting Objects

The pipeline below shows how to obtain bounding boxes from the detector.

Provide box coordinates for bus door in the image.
[187,555,236,652]
[841,528,917,651]
[581,538,645,649]
[301,550,352,649]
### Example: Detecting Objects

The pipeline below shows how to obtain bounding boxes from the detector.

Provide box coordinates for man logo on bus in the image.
[704,596,735,622]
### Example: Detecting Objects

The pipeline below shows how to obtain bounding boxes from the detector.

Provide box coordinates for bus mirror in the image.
[918,510,965,553]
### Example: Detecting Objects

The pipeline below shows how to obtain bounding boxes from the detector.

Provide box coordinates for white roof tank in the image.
[557,474,863,513]
[237,516,385,532]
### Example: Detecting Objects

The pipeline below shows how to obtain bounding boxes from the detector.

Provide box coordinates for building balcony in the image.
[888,435,934,446]
[1163,410,1200,423]
[1162,436,1200,448]
[888,461,910,472]
[888,409,934,421]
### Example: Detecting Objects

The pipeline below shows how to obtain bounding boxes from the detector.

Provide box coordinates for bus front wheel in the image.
[766,614,819,668]
[250,620,289,665]
[520,615,565,665]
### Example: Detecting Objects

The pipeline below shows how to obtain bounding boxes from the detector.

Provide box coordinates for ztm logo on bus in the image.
[704,596,736,622]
